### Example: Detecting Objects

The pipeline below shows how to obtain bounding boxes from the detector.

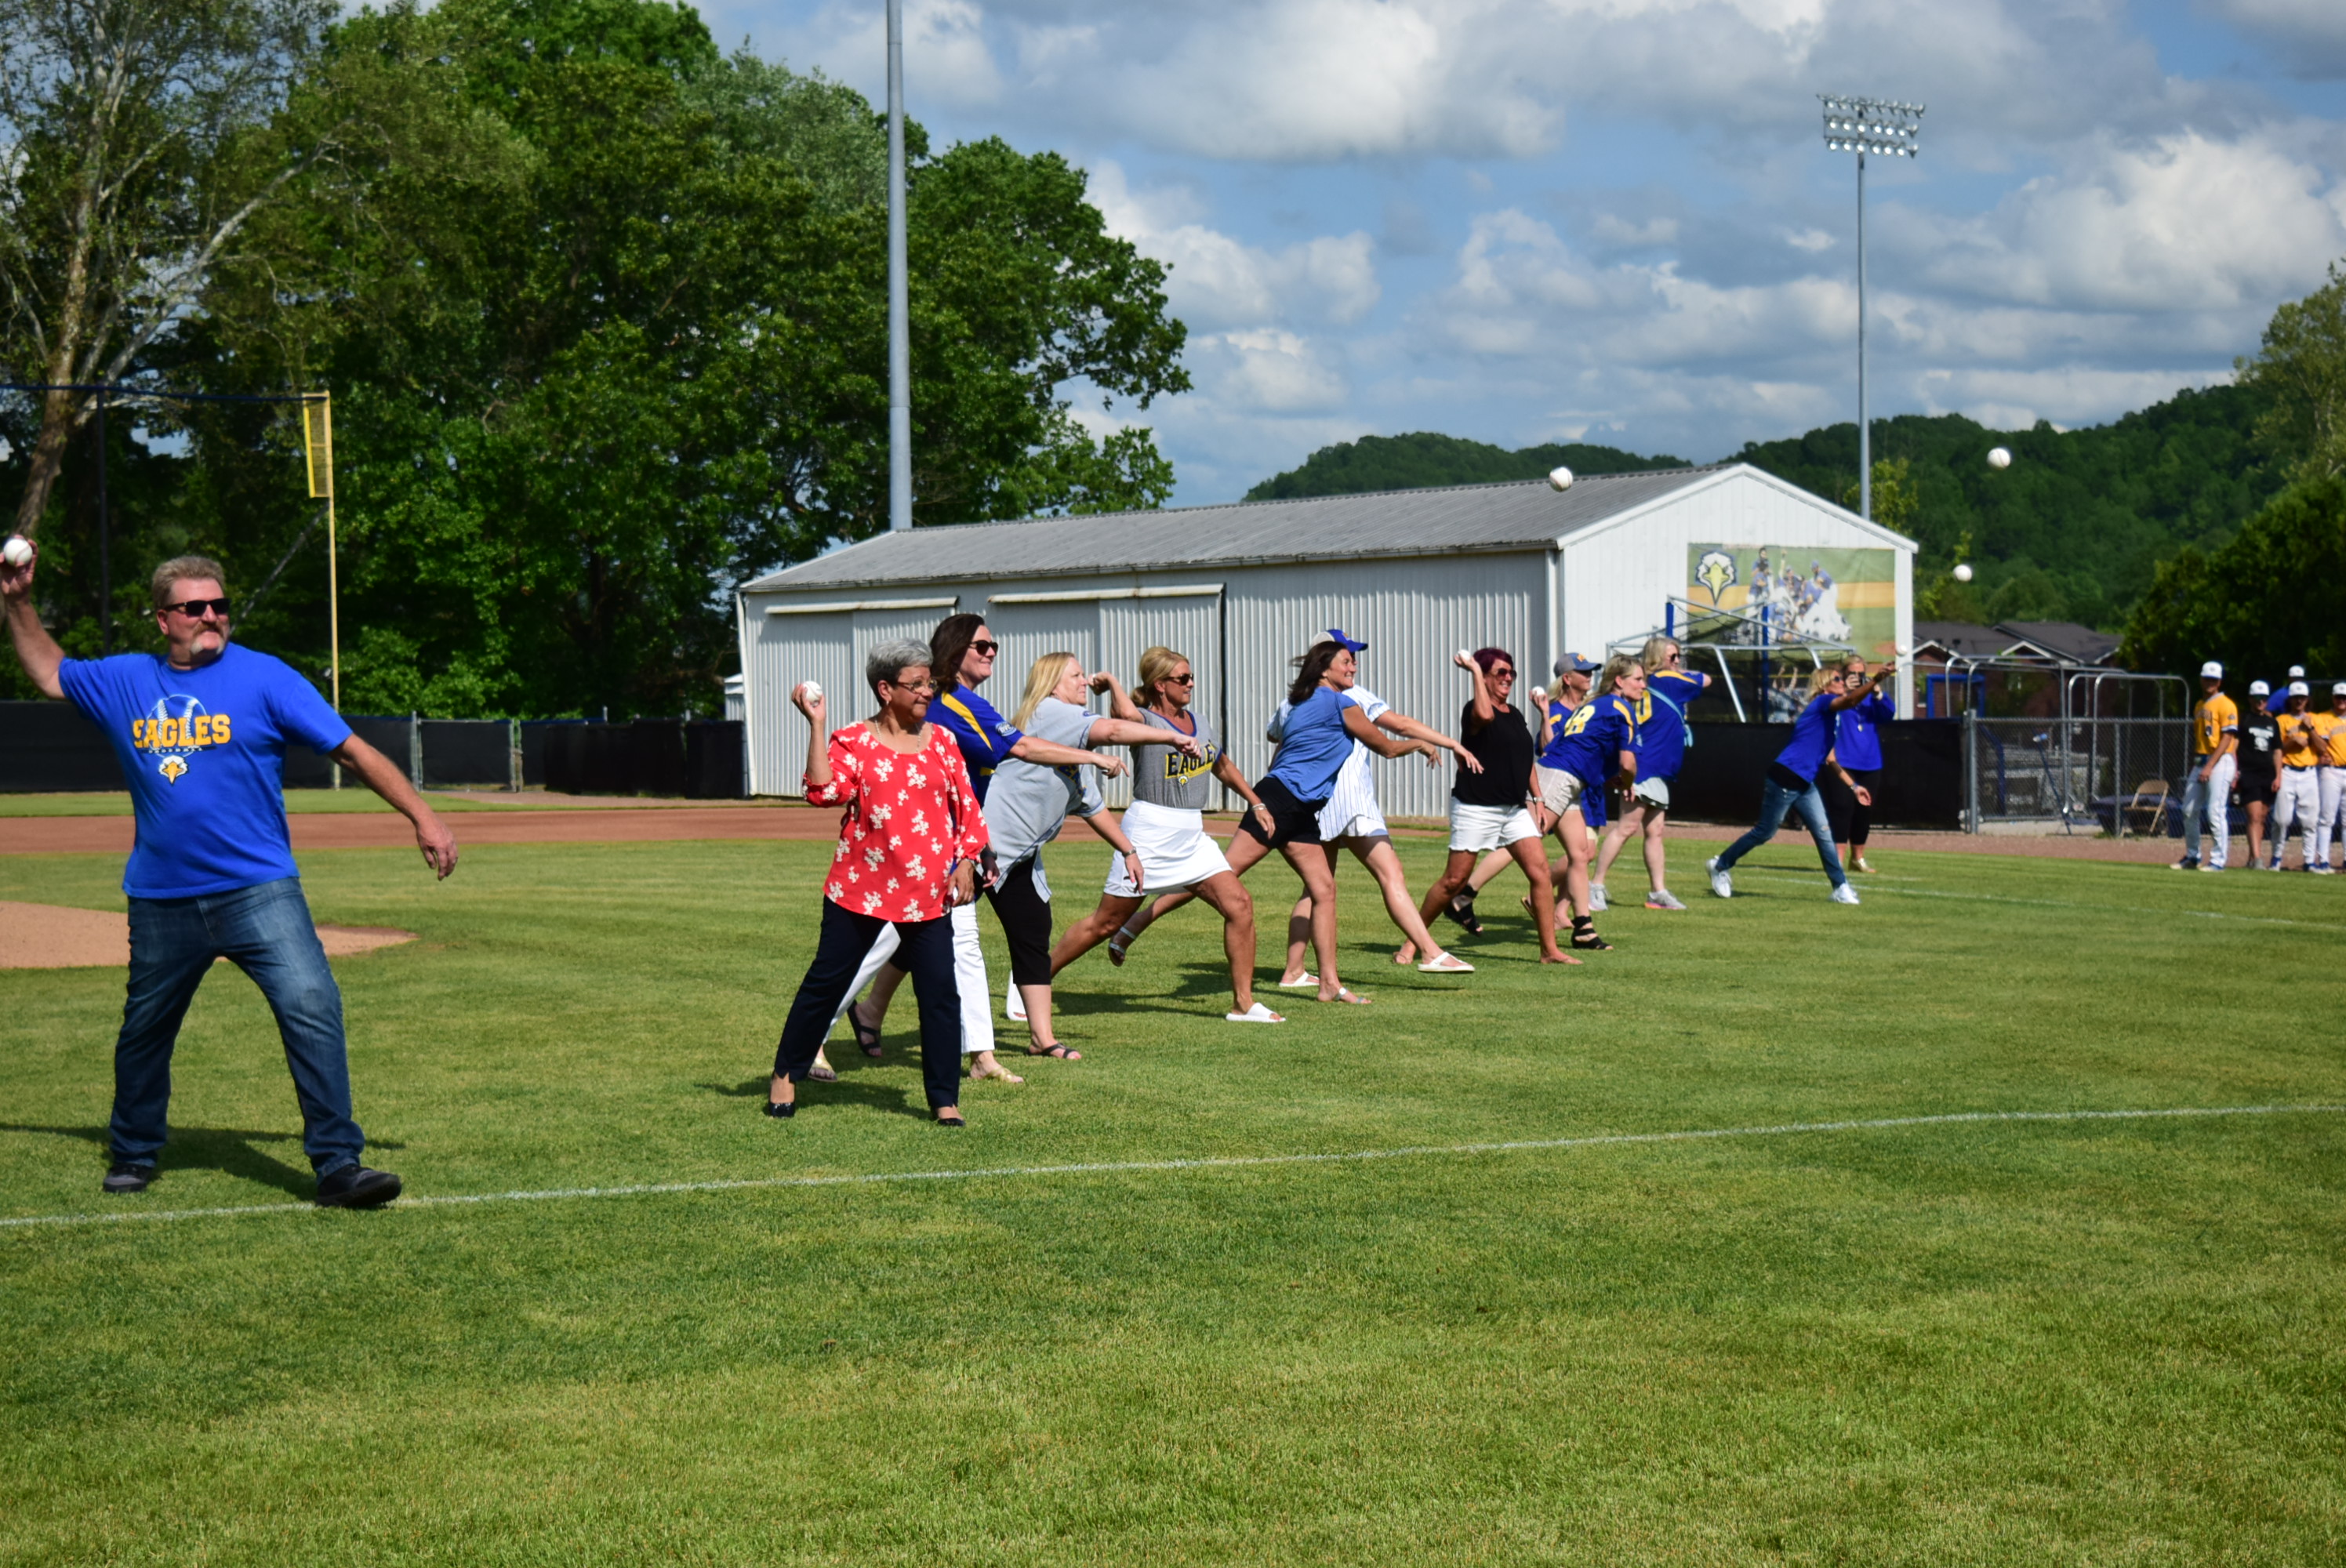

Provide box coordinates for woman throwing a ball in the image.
[767,640,987,1126]
[1705,659,1895,903]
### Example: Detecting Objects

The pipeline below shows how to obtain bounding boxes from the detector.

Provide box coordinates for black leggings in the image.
[774,901,962,1109]
[1819,767,1879,848]
[985,856,1054,987]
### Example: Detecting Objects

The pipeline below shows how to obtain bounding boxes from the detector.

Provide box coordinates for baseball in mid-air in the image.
[1953,563,1974,583]
[1894,643,1912,658]
[1547,466,1574,492]
[2,536,31,568]
[1987,447,2012,470]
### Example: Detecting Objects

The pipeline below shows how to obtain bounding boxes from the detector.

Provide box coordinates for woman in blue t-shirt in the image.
[1706,659,1897,903]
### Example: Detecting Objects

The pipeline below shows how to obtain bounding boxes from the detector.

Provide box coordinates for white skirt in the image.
[1106,798,1233,898]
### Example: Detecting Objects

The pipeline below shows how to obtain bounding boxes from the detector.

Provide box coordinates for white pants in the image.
[2181,753,2234,867]
[2316,766,2342,869]
[830,900,993,1054]
[2271,768,2320,868]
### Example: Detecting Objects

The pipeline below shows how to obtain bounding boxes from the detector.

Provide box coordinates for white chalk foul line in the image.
[1731,868,2346,932]
[2,1103,2338,1233]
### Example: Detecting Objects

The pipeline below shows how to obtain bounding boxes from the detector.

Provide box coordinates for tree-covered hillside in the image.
[1244,432,1688,501]
[1248,386,2284,631]
[1730,383,2282,630]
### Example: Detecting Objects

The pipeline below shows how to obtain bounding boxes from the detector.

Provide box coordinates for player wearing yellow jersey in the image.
[2309,682,2346,874]
[2268,681,2322,870]
[2176,661,2238,872]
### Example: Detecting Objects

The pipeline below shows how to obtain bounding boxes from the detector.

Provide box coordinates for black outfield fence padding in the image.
[419,720,514,789]
[0,700,122,792]
[539,720,745,799]
[1672,720,1963,831]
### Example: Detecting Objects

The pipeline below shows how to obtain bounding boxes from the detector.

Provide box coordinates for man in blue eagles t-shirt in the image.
[2,547,458,1206]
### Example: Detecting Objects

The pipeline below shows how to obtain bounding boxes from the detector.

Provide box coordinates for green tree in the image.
[0,0,336,539]
[2236,258,2346,481]
[1839,457,1918,538]
[167,0,1187,716]
[2120,477,2346,677]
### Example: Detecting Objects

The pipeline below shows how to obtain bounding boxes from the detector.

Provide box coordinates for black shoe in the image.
[314,1165,402,1208]
[763,1098,796,1118]
[102,1161,154,1195]
[1443,895,1484,935]
[934,1112,966,1127]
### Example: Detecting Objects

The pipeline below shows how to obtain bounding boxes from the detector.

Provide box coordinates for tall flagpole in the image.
[886,0,911,532]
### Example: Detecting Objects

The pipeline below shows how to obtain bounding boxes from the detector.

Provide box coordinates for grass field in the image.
[3,835,2343,1565]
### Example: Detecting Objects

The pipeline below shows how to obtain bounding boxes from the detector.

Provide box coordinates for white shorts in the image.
[1632,776,1669,810]
[1535,764,1589,818]
[1106,799,1233,898]
[1325,802,1389,842]
[1448,799,1542,852]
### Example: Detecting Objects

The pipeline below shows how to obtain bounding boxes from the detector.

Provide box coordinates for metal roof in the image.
[742,465,1735,593]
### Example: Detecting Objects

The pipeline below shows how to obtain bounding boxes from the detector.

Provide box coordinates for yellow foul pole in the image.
[301,394,340,783]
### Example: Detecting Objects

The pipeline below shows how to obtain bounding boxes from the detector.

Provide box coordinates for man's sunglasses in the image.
[162,597,232,619]
[968,639,1000,656]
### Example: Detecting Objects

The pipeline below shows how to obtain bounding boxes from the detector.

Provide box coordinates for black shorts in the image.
[1239,777,1328,848]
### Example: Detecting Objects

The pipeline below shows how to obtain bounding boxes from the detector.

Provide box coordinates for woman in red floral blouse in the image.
[768,639,990,1126]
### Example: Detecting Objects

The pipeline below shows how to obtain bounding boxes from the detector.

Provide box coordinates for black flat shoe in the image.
[847,1000,884,1060]
[763,1098,796,1118]
[1570,928,1612,951]
[934,1112,966,1127]
[314,1165,402,1208]
[1444,895,1484,935]
[102,1161,154,1195]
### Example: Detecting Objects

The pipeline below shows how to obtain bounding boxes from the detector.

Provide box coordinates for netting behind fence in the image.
[1968,716,2192,834]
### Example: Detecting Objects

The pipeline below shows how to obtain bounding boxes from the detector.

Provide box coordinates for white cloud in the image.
[1190,329,1351,413]
[1088,163,1382,328]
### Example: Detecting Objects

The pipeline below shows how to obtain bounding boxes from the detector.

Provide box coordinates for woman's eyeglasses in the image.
[1163,673,1195,685]
[1489,667,1516,680]
[888,677,939,693]
[968,640,1000,657]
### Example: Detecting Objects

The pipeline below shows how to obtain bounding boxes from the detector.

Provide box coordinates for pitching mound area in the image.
[0,901,416,969]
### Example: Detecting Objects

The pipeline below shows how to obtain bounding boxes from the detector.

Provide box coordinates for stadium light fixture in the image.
[1818,94,1923,524]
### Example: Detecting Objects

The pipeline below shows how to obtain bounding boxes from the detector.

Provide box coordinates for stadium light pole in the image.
[886,0,912,532]
[1818,94,1923,523]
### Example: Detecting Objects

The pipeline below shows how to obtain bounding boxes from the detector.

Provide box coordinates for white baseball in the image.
[798,680,823,705]
[2,536,31,568]
[1952,563,1974,583]
[1894,643,1912,658]
[1547,466,1574,492]
[1455,648,1473,663]
[1986,447,2012,470]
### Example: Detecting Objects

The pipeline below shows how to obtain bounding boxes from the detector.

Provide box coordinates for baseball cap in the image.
[2199,660,2223,679]
[1324,627,1367,652]
[2249,680,2270,695]
[2289,665,2306,679]
[2334,681,2346,695]
[1553,653,1600,677]
[2289,681,2310,697]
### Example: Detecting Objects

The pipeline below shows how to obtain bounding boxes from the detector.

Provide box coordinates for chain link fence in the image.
[1965,714,2194,836]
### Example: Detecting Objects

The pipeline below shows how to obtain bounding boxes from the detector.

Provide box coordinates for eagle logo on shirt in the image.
[133,694,230,785]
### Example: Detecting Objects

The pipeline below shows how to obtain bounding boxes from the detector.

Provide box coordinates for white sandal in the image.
[1226,1002,1287,1023]
[1276,972,1320,989]
[1416,951,1475,973]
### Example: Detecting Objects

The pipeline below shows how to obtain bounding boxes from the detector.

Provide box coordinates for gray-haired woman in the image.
[766,640,989,1126]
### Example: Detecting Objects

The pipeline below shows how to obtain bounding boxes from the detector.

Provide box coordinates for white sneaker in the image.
[1005,975,1028,1022]
[1706,856,1733,898]
[1829,883,1861,905]
[2199,862,2223,873]
[1644,888,1687,911]
[1588,882,1609,913]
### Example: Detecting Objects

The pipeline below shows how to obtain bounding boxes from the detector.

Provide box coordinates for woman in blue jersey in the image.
[1816,654,1893,873]
[1531,654,1644,951]
[1591,635,1711,911]
[1706,659,1896,903]
[1184,638,1447,1004]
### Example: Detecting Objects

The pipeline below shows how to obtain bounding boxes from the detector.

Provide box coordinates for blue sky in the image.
[700,0,2346,503]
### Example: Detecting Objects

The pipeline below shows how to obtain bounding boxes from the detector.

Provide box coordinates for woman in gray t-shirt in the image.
[1047,647,1285,1023]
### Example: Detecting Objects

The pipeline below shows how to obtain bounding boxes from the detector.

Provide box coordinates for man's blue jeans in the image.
[114,877,363,1175]
[1712,775,1848,887]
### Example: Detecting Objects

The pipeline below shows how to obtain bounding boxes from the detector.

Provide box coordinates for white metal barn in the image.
[735,463,1916,818]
